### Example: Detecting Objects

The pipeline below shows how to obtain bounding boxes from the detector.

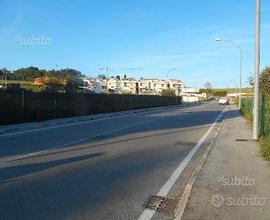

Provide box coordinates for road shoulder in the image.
[181,105,270,220]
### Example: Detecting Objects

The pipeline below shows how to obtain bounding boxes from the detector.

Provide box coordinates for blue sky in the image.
[0,0,269,88]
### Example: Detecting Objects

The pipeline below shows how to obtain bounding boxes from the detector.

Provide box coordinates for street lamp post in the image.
[215,38,243,109]
[166,68,176,90]
[167,68,176,79]
[253,0,261,140]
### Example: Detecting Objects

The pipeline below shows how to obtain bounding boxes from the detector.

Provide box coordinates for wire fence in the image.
[0,91,182,125]
[241,95,270,137]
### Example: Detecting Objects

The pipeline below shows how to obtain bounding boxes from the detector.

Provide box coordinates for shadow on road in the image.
[0,152,104,183]
[0,106,240,158]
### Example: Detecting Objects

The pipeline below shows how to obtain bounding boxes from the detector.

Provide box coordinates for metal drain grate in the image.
[158,197,179,215]
[144,195,179,215]
[236,138,248,142]
[144,195,164,210]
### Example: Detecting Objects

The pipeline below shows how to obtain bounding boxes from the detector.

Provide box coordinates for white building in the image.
[107,77,122,94]
[90,75,184,96]
[121,76,137,94]
[180,87,200,96]
[167,79,184,96]
[138,78,168,95]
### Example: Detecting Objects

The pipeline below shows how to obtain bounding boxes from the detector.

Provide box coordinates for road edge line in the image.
[137,106,227,220]
[173,106,227,220]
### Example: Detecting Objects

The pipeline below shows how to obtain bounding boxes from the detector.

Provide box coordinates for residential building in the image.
[138,79,156,95]
[167,79,184,96]
[180,87,200,96]
[121,76,137,94]
[107,77,122,94]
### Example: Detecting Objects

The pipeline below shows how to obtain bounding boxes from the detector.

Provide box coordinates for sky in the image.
[0,0,269,88]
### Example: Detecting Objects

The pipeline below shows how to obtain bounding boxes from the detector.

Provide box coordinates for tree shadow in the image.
[0,152,104,183]
[0,105,240,158]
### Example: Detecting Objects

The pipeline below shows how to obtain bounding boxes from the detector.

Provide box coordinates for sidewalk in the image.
[182,105,270,220]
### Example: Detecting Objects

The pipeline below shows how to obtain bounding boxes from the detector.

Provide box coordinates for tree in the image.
[260,66,270,95]
[204,82,213,95]
[212,90,227,97]
[44,82,65,93]
[97,74,106,79]
[249,66,270,95]
[13,66,42,81]
[161,89,176,96]
[65,80,80,93]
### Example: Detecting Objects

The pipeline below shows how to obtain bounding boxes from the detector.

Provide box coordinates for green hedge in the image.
[241,96,270,161]
[0,91,181,125]
[241,95,270,137]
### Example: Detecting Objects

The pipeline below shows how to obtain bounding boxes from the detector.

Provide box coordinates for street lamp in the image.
[166,68,176,90]
[167,68,176,79]
[215,38,243,109]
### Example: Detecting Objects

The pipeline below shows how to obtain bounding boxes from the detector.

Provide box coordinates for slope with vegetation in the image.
[241,66,270,161]
[0,67,84,93]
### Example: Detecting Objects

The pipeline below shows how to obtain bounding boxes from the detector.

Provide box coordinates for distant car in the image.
[219,97,229,105]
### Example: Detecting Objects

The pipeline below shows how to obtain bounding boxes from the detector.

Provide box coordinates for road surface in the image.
[0,101,226,220]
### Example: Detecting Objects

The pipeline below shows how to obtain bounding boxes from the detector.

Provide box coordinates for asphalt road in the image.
[0,101,226,220]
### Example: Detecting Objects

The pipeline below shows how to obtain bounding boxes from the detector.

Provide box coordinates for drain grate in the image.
[158,197,179,215]
[144,195,179,215]
[144,195,164,210]
[236,138,248,142]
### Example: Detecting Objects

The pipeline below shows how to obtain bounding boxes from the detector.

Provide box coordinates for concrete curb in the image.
[0,102,201,137]
[174,107,227,220]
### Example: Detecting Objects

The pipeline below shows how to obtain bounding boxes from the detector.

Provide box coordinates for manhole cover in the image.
[236,139,248,142]
[144,195,179,215]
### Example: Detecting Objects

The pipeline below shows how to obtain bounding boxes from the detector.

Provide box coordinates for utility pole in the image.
[5,72,7,88]
[253,0,261,140]
[215,38,242,109]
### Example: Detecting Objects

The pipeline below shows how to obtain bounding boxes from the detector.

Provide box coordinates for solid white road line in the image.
[137,107,226,220]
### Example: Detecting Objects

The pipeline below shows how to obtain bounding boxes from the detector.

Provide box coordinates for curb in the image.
[0,103,199,137]
[174,107,227,220]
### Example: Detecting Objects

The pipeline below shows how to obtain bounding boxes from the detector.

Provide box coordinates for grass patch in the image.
[260,137,270,161]
[5,80,34,85]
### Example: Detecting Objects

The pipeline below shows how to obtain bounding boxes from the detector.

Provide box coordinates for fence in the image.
[0,91,182,125]
[241,95,270,137]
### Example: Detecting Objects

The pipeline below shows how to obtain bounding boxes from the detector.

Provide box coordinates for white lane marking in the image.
[137,107,226,220]
[0,105,184,138]
[174,108,226,220]
[1,118,158,163]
